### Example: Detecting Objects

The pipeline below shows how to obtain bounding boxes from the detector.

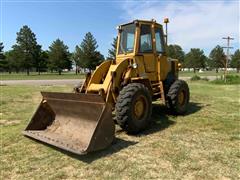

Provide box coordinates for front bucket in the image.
[23,92,115,155]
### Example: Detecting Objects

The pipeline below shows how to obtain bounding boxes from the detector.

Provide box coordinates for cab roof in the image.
[119,19,162,27]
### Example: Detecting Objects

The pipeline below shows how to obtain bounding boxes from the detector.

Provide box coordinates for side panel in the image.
[158,55,171,81]
[143,54,156,72]
[134,56,146,76]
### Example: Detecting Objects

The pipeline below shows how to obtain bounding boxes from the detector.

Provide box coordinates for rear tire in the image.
[116,83,152,134]
[167,80,190,114]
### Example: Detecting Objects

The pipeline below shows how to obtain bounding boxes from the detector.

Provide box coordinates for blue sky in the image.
[1,0,239,57]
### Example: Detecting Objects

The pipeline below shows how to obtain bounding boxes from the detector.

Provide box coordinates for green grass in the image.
[212,75,240,84]
[0,72,84,80]
[1,71,239,81]
[1,82,240,179]
[190,75,201,81]
[179,70,239,77]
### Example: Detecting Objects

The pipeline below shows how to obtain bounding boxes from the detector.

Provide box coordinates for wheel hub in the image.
[134,96,146,119]
[178,91,185,106]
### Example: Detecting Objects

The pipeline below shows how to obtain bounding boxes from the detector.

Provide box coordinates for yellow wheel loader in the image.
[23,19,190,155]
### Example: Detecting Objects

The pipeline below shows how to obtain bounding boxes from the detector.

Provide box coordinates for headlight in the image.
[178,63,182,68]
[132,63,138,69]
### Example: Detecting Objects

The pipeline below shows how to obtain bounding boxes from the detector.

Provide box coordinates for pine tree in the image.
[231,49,240,73]
[79,32,104,71]
[167,44,185,63]
[48,39,71,75]
[107,37,117,60]
[0,42,4,59]
[0,42,7,71]
[184,48,206,73]
[5,46,23,73]
[35,44,42,75]
[72,45,83,74]
[14,25,41,75]
[38,50,49,73]
[209,45,225,72]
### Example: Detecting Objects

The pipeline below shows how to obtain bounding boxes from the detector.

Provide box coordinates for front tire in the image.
[116,83,152,134]
[167,80,190,114]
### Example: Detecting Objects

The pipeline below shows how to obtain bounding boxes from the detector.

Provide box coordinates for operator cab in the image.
[117,20,166,56]
[116,20,168,77]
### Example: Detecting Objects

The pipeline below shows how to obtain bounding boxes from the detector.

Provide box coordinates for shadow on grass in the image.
[141,102,204,135]
[142,104,175,136]
[32,137,137,163]
[67,138,137,163]
[185,102,206,115]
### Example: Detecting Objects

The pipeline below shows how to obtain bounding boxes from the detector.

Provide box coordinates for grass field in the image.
[0,72,84,80]
[179,70,239,77]
[1,81,240,179]
[1,71,239,80]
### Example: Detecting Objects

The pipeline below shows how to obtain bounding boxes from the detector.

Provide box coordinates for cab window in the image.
[118,23,136,54]
[139,25,153,53]
[155,27,164,53]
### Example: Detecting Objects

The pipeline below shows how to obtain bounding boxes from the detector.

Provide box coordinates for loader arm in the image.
[85,59,130,104]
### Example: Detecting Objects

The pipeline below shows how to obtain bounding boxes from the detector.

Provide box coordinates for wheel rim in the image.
[178,90,185,106]
[133,95,146,120]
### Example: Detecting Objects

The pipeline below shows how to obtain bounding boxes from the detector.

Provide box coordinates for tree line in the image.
[167,44,240,73]
[0,26,108,75]
[0,25,239,75]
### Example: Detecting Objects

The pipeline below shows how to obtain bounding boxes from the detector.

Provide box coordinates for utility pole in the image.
[222,36,234,82]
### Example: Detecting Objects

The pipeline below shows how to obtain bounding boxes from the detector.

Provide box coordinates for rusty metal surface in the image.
[23,92,115,155]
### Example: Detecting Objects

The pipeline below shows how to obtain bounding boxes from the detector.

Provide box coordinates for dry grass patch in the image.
[0,120,21,126]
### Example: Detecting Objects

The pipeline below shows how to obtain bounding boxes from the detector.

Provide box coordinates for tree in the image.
[184,48,206,73]
[0,42,7,71]
[0,42,4,59]
[5,46,23,73]
[167,44,185,63]
[72,45,83,74]
[48,39,71,75]
[34,45,43,75]
[38,50,49,73]
[14,25,41,75]
[79,32,104,71]
[209,45,225,72]
[107,37,117,60]
[205,56,212,70]
[231,49,240,73]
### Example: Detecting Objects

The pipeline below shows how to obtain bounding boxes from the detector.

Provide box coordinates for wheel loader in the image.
[23,19,190,155]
